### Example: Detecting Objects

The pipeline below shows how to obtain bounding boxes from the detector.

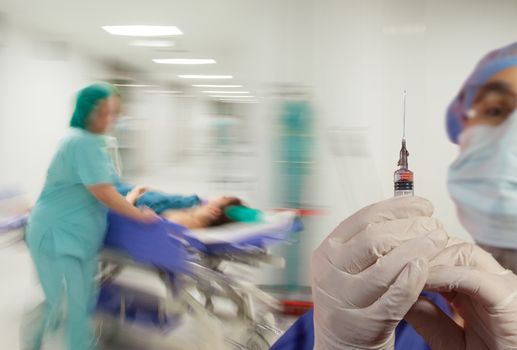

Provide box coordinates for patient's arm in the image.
[162,205,222,229]
[161,209,205,229]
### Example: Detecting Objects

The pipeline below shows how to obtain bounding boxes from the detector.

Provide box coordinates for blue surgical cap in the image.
[446,42,517,144]
[70,83,114,130]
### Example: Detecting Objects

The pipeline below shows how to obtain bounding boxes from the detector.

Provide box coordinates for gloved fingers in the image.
[368,257,429,323]
[446,236,470,248]
[454,294,517,350]
[404,297,466,350]
[311,283,384,349]
[328,196,434,243]
[407,296,491,350]
[318,258,429,350]
[313,229,447,307]
[429,242,505,274]
[361,229,448,290]
[327,217,443,274]
[426,266,517,306]
[452,294,501,350]
[312,286,397,350]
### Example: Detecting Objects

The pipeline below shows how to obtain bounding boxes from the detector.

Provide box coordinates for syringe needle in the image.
[402,90,407,140]
[394,89,414,197]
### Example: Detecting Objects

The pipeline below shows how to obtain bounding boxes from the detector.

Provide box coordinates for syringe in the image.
[394,90,414,197]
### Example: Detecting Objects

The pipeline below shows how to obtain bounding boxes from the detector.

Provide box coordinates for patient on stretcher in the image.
[123,185,263,229]
[161,196,243,229]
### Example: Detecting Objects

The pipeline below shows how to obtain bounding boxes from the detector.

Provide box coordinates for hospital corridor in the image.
[1,1,517,349]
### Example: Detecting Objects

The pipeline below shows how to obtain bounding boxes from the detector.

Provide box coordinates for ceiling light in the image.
[193,84,243,88]
[202,91,249,94]
[209,95,255,98]
[144,90,182,94]
[102,25,183,37]
[178,75,233,79]
[130,40,176,47]
[218,100,258,104]
[113,84,156,87]
[153,58,216,65]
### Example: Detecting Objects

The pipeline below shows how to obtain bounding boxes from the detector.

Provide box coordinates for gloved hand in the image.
[311,196,448,350]
[405,240,517,350]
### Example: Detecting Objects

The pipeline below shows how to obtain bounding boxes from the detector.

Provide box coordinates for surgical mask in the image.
[447,112,517,247]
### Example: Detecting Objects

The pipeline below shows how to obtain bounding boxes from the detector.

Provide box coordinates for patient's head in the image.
[210,196,242,208]
[207,196,243,226]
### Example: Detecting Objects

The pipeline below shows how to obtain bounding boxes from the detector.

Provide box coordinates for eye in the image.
[484,104,507,118]
[477,93,516,120]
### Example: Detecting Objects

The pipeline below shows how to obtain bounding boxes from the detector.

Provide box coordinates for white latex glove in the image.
[406,240,517,350]
[311,196,448,350]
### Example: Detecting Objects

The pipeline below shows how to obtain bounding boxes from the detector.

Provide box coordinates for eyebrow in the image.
[474,81,516,102]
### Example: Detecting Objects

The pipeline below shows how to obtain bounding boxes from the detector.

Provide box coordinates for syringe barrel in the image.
[394,168,414,197]
[394,189,414,197]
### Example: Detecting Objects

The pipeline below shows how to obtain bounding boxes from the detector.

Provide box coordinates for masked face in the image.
[448,71,517,247]
[448,107,517,247]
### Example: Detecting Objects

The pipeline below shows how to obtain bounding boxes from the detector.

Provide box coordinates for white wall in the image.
[0,19,112,200]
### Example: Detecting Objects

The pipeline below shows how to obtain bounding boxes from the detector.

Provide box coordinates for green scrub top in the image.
[27,128,119,259]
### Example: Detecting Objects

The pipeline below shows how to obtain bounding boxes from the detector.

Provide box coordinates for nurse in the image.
[446,42,517,272]
[277,42,517,350]
[21,83,158,350]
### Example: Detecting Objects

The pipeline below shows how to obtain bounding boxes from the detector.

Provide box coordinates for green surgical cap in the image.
[69,83,114,129]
